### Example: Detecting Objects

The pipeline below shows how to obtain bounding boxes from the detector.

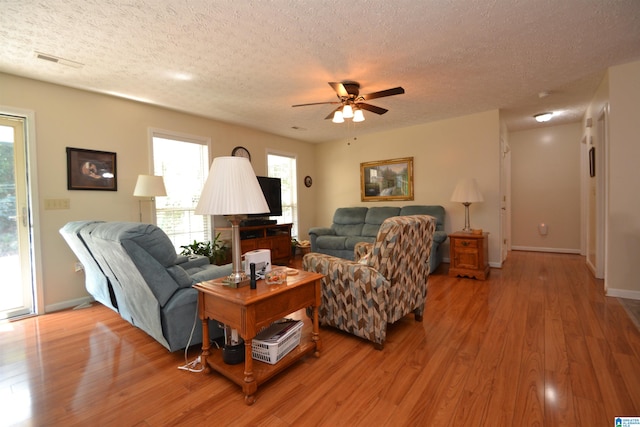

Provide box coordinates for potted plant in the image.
[291,238,299,257]
[180,233,229,265]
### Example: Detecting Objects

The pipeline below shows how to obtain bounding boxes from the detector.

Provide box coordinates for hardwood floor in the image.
[1,251,639,426]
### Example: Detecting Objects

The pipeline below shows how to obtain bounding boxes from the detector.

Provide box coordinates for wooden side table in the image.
[194,269,324,405]
[448,231,490,280]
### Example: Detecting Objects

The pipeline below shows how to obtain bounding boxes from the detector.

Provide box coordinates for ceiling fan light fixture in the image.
[534,112,553,122]
[353,108,365,122]
[342,104,354,119]
[332,110,344,123]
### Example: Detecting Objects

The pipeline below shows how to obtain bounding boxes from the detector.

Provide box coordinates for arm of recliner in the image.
[303,252,389,290]
[176,254,210,269]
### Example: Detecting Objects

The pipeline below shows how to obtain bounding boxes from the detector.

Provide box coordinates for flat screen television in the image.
[249,176,282,218]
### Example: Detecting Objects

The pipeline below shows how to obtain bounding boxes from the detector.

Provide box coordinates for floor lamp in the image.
[133,175,167,222]
[195,156,269,364]
[450,178,484,232]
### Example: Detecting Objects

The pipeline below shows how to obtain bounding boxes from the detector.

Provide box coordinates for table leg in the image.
[201,318,211,374]
[312,305,322,357]
[243,338,257,405]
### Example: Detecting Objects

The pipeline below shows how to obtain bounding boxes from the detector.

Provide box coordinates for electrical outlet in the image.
[44,198,70,210]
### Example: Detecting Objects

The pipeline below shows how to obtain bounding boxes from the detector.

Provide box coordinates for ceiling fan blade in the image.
[328,82,349,98]
[292,101,340,107]
[324,106,342,120]
[358,103,388,115]
[361,86,405,101]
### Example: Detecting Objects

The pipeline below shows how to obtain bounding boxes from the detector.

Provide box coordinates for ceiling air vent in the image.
[34,51,84,69]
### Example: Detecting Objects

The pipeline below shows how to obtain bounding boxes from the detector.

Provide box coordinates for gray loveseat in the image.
[60,221,232,352]
[309,205,447,273]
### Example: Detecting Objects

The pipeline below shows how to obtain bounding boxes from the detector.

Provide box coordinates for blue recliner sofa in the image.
[60,221,232,352]
[308,205,447,273]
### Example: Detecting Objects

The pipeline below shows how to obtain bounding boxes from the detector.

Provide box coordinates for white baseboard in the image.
[511,246,581,254]
[45,296,94,313]
[606,288,640,300]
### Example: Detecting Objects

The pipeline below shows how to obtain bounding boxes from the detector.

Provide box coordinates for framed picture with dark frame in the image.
[360,157,414,202]
[66,147,118,191]
[589,147,595,177]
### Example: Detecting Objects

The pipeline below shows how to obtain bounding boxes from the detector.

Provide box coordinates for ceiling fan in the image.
[292,81,405,123]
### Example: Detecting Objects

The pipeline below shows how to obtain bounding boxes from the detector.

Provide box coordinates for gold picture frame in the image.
[360,157,414,202]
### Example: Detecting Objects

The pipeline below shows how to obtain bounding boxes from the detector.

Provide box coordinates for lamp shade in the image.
[332,109,344,123]
[342,104,354,119]
[195,156,269,216]
[450,178,484,203]
[133,175,167,197]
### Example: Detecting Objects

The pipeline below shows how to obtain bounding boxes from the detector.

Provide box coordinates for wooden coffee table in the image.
[194,269,324,405]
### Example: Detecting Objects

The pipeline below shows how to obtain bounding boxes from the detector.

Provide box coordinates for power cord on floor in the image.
[178,341,221,372]
[177,301,220,373]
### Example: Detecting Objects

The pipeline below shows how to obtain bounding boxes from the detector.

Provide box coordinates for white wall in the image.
[314,110,503,267]
[0,73,316,311]
[510,123,582,252]
[606,60,640,298]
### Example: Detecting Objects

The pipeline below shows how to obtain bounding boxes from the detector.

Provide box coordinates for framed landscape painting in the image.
[66,147,118,191]
[360,157,414,202]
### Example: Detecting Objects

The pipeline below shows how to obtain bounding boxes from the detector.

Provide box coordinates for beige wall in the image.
[510,123,582,252]
[0,73,316,311]
[606,60,640,297]
[314,110,503,266]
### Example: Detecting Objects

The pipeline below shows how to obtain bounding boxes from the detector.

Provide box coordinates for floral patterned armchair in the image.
[303,215,436,349]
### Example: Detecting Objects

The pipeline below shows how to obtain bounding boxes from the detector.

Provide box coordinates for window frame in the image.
[149,128,212,250]
[266,150,298,238]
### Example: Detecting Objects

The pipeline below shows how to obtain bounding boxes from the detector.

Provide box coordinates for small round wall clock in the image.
[304,176,313,187]
[231,146,251,161]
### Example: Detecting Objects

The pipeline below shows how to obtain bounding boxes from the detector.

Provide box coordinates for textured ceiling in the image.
[2,0,640,143]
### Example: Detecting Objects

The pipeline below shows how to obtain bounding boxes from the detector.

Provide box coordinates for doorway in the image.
[0,115,35,319]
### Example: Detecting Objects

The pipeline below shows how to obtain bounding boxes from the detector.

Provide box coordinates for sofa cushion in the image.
[333,223,364,236]
[316,235,348,250]
[362,207,401,236]
[345,235,375,250]
[400,205,445,231]
[331,207,367,236]
[333,207,368,224]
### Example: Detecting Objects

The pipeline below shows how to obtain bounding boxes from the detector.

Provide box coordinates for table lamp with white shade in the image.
[195,156,269,365]
[133,174,167,222]
[195,156,269,287]
[450,178,484,232]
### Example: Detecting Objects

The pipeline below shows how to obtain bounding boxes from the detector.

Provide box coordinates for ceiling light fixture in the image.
[333,103,365,124]
[353,108,365,123]
[342,104,354,119]
[534,112,553,123]
[332,110,344,123]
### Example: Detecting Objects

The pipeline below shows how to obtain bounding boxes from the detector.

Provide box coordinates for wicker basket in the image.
[252,320,303,364]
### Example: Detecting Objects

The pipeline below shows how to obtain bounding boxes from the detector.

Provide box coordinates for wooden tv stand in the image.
[218,223,292,265]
